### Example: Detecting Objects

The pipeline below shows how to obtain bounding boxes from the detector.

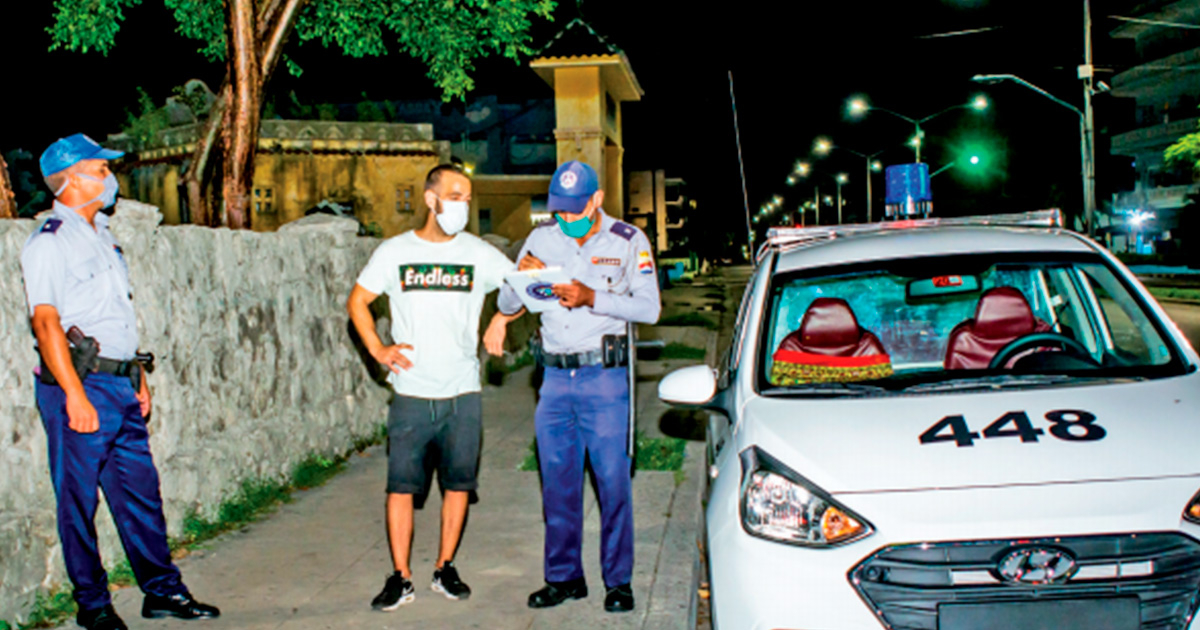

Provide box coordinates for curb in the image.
[643,440,705,630]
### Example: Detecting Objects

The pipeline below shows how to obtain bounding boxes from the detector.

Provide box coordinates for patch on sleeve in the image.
[610,221,636,241]
[637,250,654,274]
[40,219,62,234]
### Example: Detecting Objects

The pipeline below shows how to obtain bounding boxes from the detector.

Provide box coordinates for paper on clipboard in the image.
[503,267,570,313]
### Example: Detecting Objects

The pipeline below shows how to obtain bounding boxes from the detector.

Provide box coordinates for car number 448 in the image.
[919,410,1105,447]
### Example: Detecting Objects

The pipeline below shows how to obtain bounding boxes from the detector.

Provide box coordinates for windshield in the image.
[759,252,1187,394]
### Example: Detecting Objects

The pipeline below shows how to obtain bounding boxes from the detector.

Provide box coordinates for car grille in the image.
[848,532,1200,630]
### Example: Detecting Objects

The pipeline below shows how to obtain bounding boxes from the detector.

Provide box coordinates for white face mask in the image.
[436,198,469,235]
[58,172,120,210]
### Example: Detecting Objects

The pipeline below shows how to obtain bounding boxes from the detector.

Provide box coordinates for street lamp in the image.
[847,95,988,163]
[793,162,850,225]
[972,73,1095,235]
[814,137,887,222]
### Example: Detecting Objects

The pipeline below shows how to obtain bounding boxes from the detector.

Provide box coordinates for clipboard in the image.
[503,267,571,313]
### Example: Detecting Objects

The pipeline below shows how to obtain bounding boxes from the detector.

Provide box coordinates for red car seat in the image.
[770,298,892,385]
[943,286,1051,370]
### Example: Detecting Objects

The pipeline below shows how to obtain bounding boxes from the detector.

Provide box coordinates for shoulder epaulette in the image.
[39,219,63,234]
[610,221,636,241]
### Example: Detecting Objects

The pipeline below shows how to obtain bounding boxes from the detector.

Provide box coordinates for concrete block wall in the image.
[0,201,390,622]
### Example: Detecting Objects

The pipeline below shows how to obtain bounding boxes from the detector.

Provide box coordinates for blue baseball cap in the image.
[40,133,125,177]
[548,160,599,214]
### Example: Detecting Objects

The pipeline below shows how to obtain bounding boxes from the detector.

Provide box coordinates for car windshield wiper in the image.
[761,382,890,397]
[903,373,1128,394]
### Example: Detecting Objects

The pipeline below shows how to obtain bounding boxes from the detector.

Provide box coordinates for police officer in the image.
[493,160,661,613]
[20,134,218,630]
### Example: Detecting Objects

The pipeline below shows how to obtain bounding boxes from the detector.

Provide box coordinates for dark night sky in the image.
[3,0,1145,237]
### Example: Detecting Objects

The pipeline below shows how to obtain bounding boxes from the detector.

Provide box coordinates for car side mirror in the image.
[658,364,719,406]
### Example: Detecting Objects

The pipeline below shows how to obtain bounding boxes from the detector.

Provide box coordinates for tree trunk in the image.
[183,0,304,228]
[222,0,262,230]
[0,153,15,219]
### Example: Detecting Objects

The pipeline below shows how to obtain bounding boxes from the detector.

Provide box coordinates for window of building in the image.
[396,186,414,213]
[479,208,493,234]
[254,187,275,215]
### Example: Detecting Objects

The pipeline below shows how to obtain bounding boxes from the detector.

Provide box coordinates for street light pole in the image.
[1082,0,1097,237]
[972,73,1096,236]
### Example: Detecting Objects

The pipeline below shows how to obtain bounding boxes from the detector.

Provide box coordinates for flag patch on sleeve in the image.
[637,250,654,274]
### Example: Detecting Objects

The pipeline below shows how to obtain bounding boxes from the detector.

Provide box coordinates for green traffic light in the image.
[969,155,981,165]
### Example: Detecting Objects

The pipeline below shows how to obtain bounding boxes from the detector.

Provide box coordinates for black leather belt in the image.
[541,349,607,369]
[39,356,142,385]
[96,357,141,377]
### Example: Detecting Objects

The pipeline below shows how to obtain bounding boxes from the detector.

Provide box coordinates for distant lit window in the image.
[254,188,275,215]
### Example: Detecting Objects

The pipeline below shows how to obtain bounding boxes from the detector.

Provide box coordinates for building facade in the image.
[1110,0,1200,250]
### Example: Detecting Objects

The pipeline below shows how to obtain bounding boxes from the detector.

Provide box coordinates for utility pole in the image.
[1082,0,1097,236]
[814,186,821,226]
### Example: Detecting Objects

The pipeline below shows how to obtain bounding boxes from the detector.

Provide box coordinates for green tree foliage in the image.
[47,0,557,101]
[1165,127,1200,174]
[122,87,171,150]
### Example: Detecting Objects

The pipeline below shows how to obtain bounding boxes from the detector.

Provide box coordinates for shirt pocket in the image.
[596,263,630,295]
[69,255,110,292]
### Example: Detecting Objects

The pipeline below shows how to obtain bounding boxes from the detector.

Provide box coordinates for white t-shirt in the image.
[356,231,514,399]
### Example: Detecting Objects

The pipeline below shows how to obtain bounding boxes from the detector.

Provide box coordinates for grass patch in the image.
[291,455,346,490]
[1148,286,1200,302]
[635,434,687,472]
[658,313,718,329]
[659,343,706,360]
[10,590,75,629]
[518,433,688,474]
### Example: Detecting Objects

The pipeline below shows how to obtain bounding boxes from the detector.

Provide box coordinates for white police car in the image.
[659,211,1200,630]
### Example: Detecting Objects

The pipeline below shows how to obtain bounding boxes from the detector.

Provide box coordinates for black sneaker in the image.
[371,572,415,611]
[432,561,471,600]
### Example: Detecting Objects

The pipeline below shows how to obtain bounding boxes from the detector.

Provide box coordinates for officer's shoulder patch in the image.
[39,219,63,234]
[610,221,636,241]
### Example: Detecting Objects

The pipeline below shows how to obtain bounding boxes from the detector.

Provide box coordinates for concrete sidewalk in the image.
[96,363,705,630]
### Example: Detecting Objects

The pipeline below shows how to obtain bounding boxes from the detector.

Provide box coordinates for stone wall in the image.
[0,201,391,623]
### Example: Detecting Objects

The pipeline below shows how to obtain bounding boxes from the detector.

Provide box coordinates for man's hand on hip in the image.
[372,343,414,373]
[66,392,99,433]
[484,315,508,357]
[553,280,595,309]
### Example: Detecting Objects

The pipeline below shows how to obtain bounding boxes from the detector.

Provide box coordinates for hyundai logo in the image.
[995,546,1077,585]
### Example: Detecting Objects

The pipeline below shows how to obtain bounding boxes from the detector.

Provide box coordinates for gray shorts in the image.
[386,393,482,495]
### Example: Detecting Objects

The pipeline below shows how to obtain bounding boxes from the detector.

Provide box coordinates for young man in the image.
[347,164,516,610]
[492,160,661,613]
[21,134,219,630]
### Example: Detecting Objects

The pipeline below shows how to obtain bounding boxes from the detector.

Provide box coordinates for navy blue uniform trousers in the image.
[535,365,633,588]
[36,372,184,612]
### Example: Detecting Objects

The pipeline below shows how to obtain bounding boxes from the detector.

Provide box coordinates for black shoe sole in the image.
[528,590,587,609]
[141,611,220,620]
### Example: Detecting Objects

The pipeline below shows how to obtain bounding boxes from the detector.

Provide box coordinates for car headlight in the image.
[1183,490,1200,524]
[739,446,873,547]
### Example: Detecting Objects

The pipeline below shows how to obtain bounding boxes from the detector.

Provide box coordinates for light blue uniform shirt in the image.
[499,211,661,354]
[20,201,139,360]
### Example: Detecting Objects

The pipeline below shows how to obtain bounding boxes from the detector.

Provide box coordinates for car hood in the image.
[738,373,1200,494]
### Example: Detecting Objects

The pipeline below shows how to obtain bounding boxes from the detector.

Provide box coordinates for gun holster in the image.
[529,333,545,366]
[601,335,629,368]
